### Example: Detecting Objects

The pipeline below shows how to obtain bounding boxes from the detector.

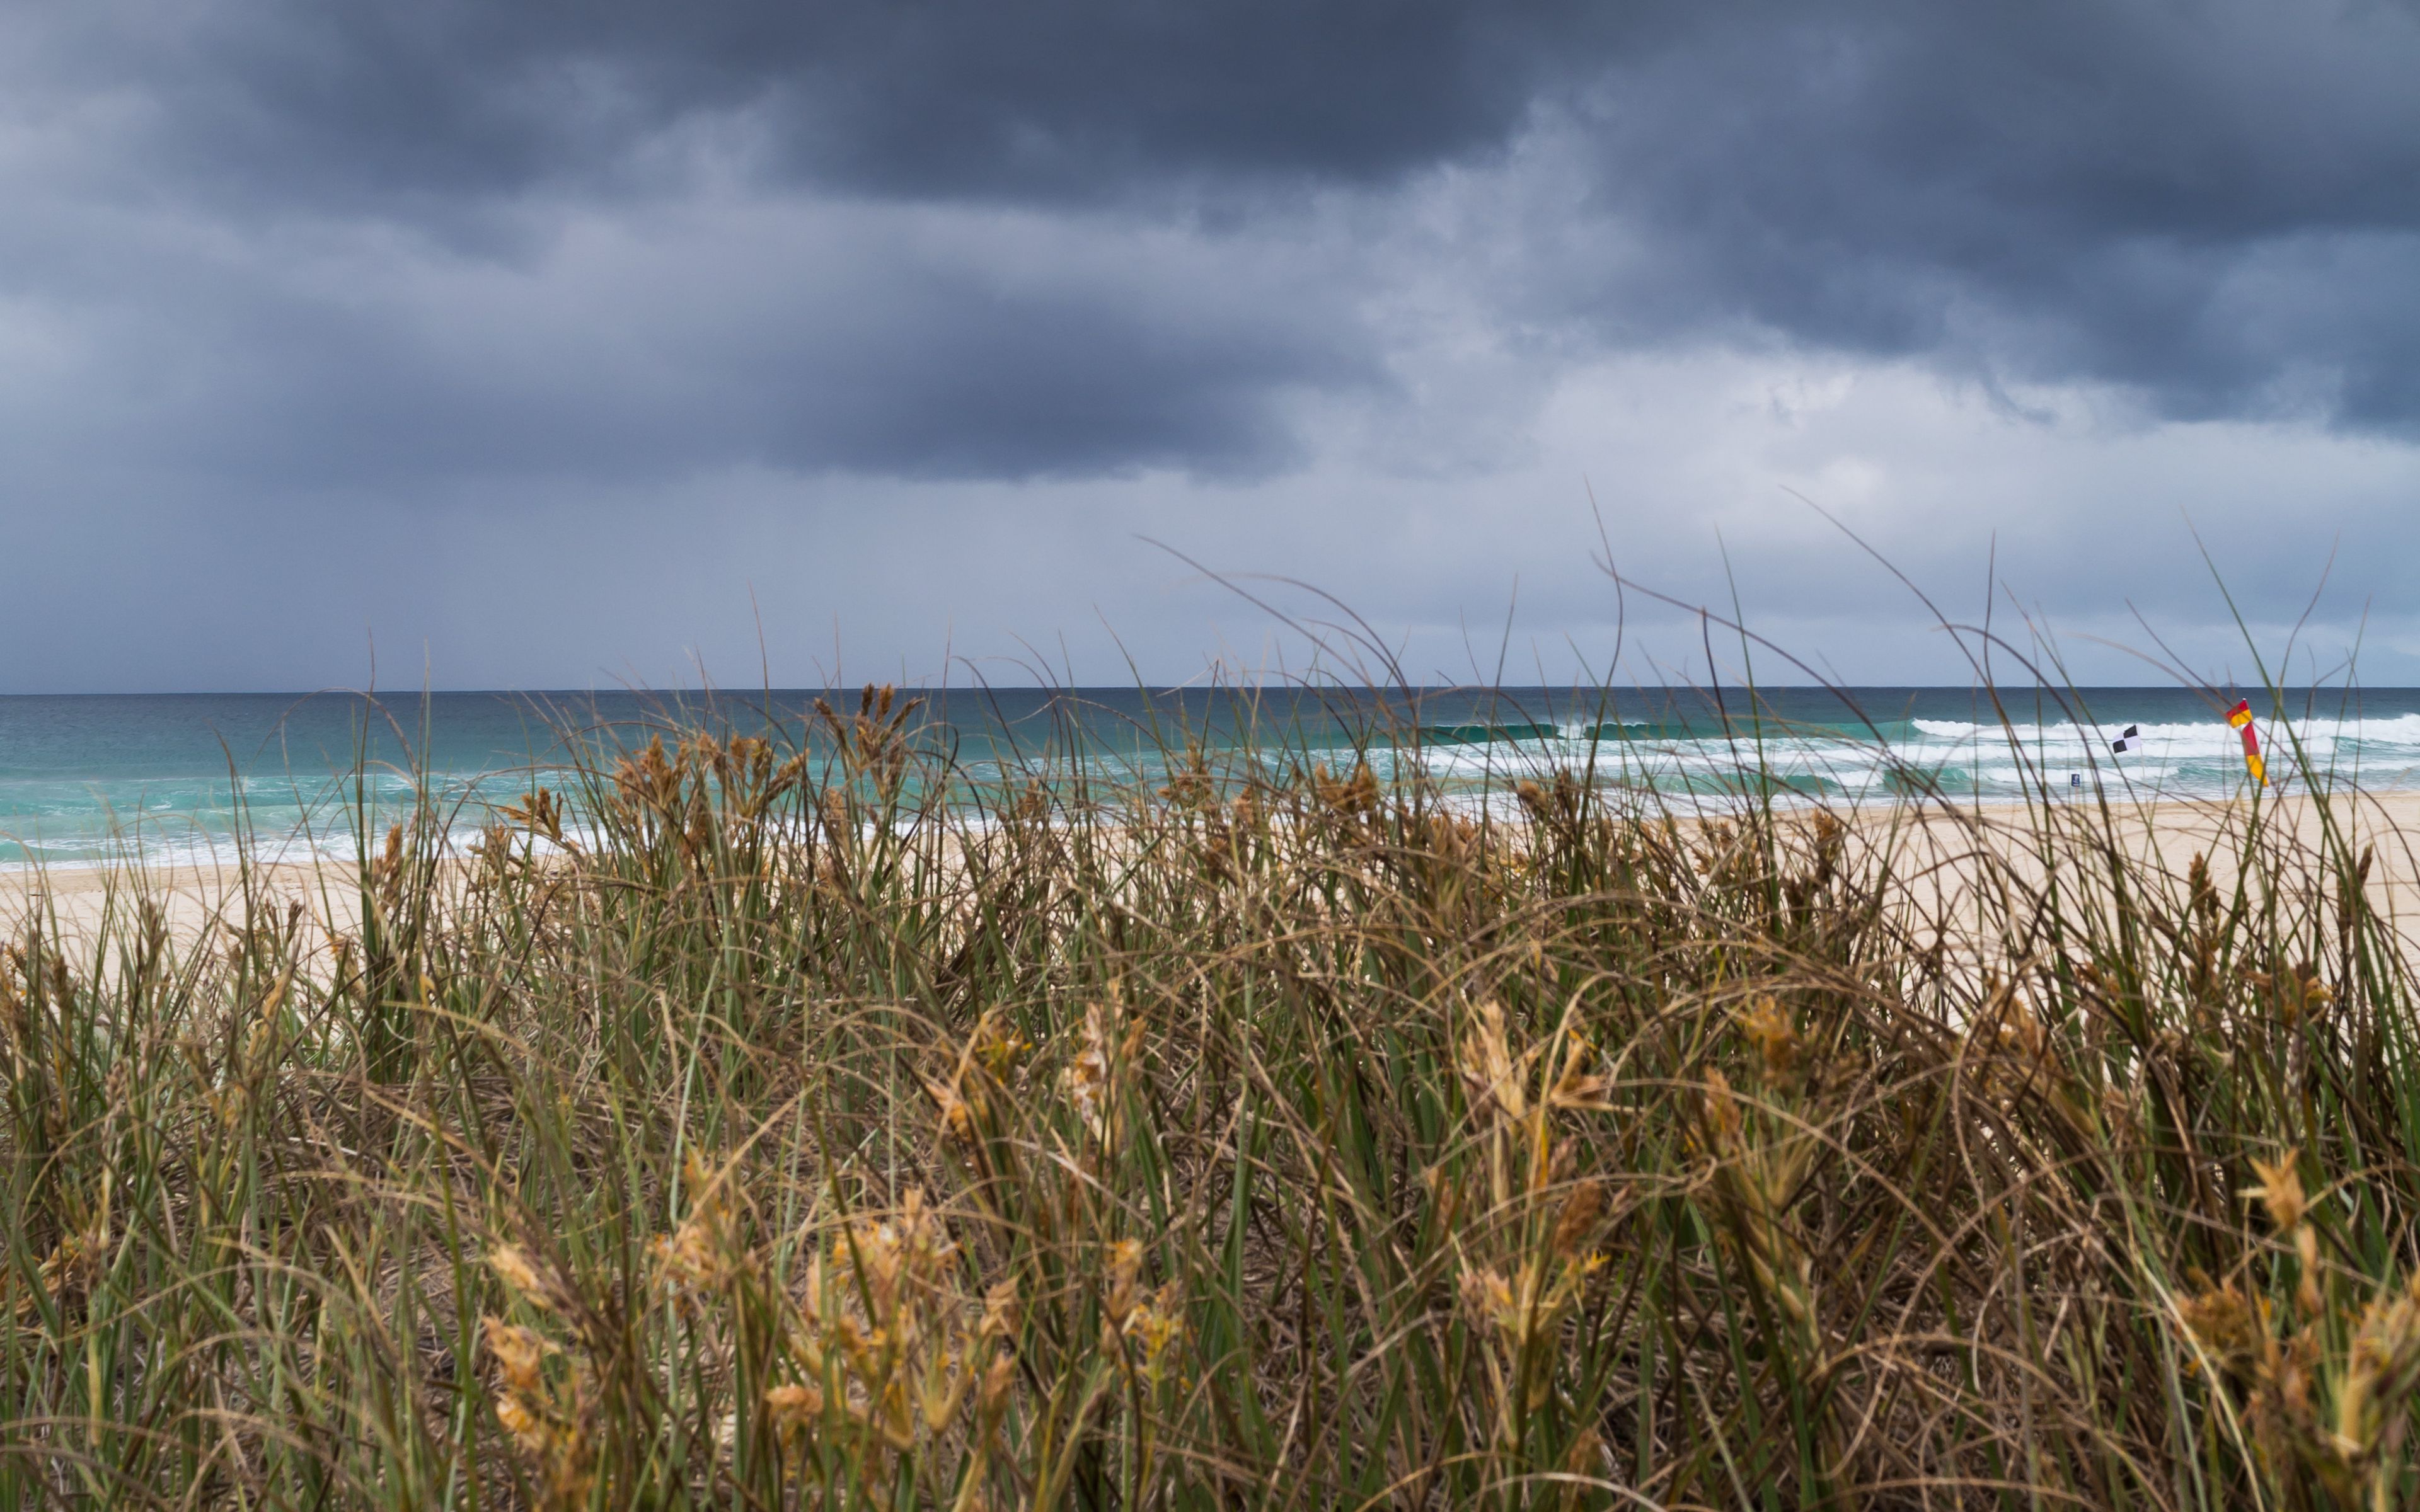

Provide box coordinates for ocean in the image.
[2,684,2416,869]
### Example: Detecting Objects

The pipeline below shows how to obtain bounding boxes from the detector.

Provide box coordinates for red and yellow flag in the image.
[2226,699,2266,788]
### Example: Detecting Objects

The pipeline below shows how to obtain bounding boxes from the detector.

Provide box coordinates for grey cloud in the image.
[1547,2,2420,427]
[0,195,1372,486]
[4,0,2420,697]
[34,0,2420,449]
[47,0,1634,209]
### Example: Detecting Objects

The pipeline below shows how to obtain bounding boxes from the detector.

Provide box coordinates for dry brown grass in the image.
[3,689,2419,1509]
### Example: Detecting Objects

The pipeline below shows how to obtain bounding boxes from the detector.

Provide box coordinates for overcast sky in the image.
[3,0,2416,692]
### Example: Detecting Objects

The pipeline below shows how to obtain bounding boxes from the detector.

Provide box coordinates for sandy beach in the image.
[1871,788,2420,903]
[0,858,360,958]
[8,788,2417,959]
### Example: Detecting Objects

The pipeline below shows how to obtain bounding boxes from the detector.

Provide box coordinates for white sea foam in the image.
[8,702,2420,873]
[1377,706,2420,808]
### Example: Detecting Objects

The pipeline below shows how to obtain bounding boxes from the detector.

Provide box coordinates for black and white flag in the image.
[2110,725,2140,754]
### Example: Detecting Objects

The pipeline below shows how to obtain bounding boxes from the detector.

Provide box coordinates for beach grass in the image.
[3,679,2418,1509]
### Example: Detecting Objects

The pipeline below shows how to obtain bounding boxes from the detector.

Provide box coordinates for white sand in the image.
[5,791,2416,965]
[0,859,360,961]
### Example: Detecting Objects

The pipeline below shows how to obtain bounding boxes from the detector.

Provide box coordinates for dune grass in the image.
[2,679,2418,1509]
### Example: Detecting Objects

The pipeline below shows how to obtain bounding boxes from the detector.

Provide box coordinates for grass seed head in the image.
[488,1244,582,1318]
[2247,1153,2308,1234]
[1735,995,1802,1084]
[1458,1001,1533,1123]
[1550,1179,1606,1258]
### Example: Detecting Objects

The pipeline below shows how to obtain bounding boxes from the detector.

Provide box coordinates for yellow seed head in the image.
[487,1245,573,1315]
[2245,1153,2307,1232]
[1735,995,1802,1081]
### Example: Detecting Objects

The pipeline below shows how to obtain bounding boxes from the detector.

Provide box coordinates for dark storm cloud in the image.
[81,0,1630,206]
[18,0,1622,486]
[22,0,2418,464]
[1,201,1361,486]
[1552,3,2420,428]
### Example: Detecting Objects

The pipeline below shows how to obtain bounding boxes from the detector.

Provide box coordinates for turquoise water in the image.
[3,685,2416,868]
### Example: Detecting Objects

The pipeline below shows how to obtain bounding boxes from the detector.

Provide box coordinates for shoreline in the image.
[6,788,2416,944]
